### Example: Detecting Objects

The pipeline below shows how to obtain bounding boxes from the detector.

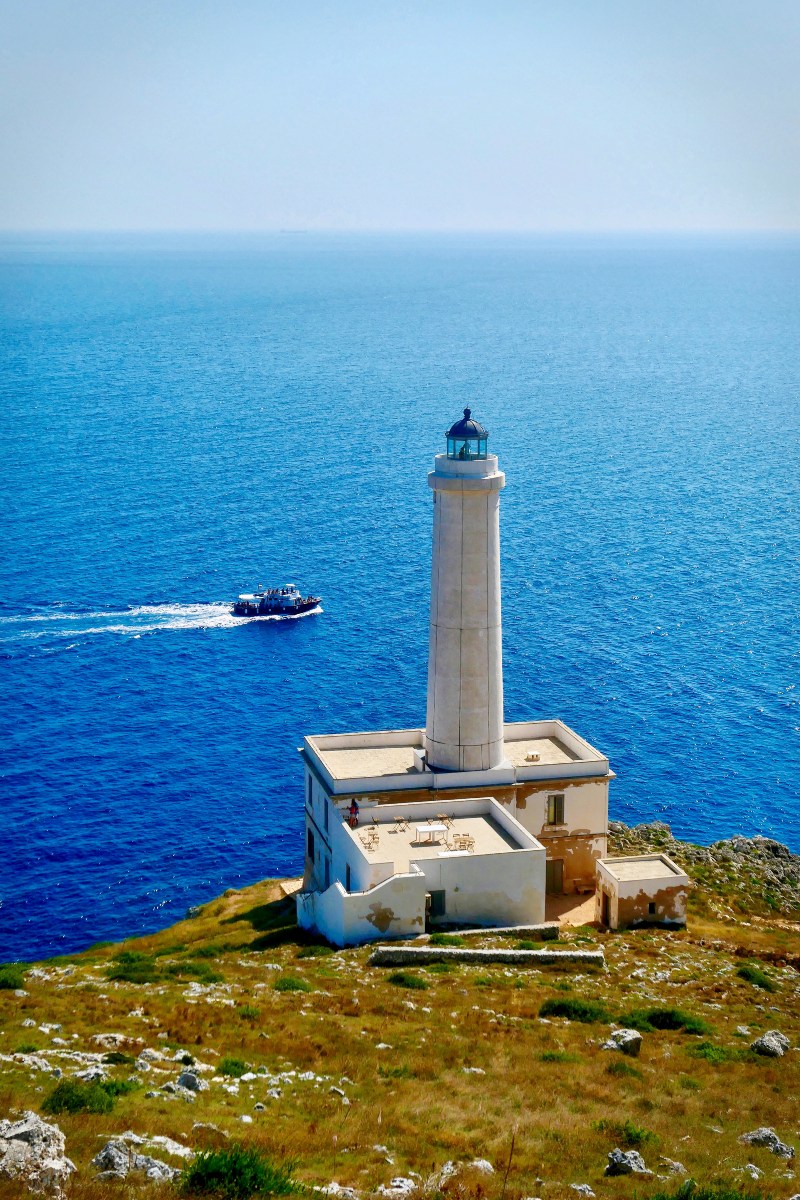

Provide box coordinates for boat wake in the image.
[0,602,323,646]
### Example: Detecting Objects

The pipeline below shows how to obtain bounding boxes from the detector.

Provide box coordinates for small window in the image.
[306,775,313,810]
[307,828,315,860]
[323,796,329,832]
[345,863,351,892]
[648,901,656,916]
[547,793,565,824]
[429,890,446,918]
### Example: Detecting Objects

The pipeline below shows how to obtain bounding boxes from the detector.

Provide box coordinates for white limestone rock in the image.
[92,1140,180,1181]
[739,1128,795,1159]
[602,1029,642,1057]
[470,1160,494,1174]
[569,1185,595,1197]
[377,1177,417,1196]
[605,1149,652,1176]
[751,1031,790,1057]
[178,1070,209,1092]
[0,1112,76,1197]
[658,1158,687,1175]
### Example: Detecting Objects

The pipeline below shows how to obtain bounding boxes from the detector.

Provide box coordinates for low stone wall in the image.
[368,945,605,968]
[453,922,559,940]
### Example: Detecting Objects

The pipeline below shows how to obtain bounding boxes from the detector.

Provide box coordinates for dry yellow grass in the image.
[1,878,799,1200]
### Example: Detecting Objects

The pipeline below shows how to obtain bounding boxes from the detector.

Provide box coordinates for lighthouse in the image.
[424,409,507,772]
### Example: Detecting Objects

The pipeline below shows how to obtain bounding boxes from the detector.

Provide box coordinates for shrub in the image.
[296,944,334,959]
[238,1005,261,1020]
[42,1080,113,1115]
[539,997,609,1024]
[686,1041,743,1065]
[180,1143,299,1199]
[593,1118,656,1148]
[106,951,159,985]
[274,976,311,993]
[218,1057,248,1078]
[164,961,225,984]
[428,963,455,975]
[540,1050,580,1063]
[387,972,429,991]
[736,963,776,992]
[193,945,223,959]
[103,1051,134,1065]
[620,1007,710,1035]
[101,1079,139,1099]
[180,1053,196,1066]
[606,1061,642,1080]
[0,965,26,991]
[429,933,465,947]
[15,1043,39,1054]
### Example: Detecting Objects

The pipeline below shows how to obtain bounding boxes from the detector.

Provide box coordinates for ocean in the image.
[1,232,798,962]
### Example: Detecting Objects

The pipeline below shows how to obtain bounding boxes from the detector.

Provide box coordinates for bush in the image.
[180,1143,299,1199]
[193,945,223,959]
[620,1007,710,1035]
[274,976,311,993]
[238,1005,261,1020]
[218,1057,248,1078]
[539,997,609,1024]
[540,1050,580,1063]
[164,961,225,984]
[16,1043,39,1055]
[106,951,159,985]
[429,933,465,947]
[0,965,26,991]
[42,1080,114,1115]
[387,972,429,991]
[736,963,776,992]
[606,1060,642,1080]
[103,1051,134,1065]
[593,1118,656,1148]
[686,1041,744,1065]
[296,944,334,959]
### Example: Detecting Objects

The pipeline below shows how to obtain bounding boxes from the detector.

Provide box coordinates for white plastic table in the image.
[416,822,447,844]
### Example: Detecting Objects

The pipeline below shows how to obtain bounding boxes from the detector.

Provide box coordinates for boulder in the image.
[751,1031,790,1058]
[178,1070,209,1092]
[658,1158,687,1175]
[376,1178,417,1196]
[92,1140,180,1181]
[739,1128,795,1159]
[602,1029,642,1057]
[605,1149,652,1176]
[0,1112,76,1197]
[470,1160,494,1175]
[569,1186,595,1197]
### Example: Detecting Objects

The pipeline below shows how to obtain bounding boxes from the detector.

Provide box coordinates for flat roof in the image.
[321,744,418,781]
[602,855,684,882]
[503,736,580,767]
[347,811,523,872]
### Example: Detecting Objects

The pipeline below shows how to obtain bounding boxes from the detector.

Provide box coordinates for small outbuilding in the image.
[596,854,689,929]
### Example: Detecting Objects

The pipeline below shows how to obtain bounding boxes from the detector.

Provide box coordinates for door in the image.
[601,890,610,927]
[545,859,564,895]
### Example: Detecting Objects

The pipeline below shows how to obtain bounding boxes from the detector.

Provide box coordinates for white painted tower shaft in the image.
[424,451,506,772]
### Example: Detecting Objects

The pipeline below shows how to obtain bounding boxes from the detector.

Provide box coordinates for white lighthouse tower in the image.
[424,409,507,772]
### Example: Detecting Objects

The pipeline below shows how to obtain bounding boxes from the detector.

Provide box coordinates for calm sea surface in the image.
[1,233,798,962]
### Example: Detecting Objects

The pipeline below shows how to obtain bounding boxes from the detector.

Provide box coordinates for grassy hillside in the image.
[1,826,798,1199]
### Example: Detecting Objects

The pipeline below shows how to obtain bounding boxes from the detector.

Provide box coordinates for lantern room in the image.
[445,407,489,460]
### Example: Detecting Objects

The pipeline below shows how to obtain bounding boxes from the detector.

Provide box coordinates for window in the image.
[648,902,657,916]
[428,890,446,918]
[323,796,329,832]
[547,793,565,824]
[306,775,312,810]
[345,864,351,893]
[307,828,315,860]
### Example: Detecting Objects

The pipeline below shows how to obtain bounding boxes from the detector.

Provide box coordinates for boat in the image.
[232,583,321,618]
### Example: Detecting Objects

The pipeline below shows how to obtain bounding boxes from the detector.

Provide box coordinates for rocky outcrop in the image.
[605,1149,652,1176]
[751,1031,790,1058]
[608,821,800,919]
[739,1128,795,1159]
[92,1140,181,1181]
[0,1112,75,1197]
[601,1029,642,1057]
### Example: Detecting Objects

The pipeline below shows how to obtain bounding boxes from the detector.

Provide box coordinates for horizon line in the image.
[2,226,799,237]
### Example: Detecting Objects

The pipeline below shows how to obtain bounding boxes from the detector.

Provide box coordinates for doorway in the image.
[545,859,564,895]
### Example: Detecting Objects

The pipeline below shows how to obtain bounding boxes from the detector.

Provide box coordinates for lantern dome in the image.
[445,408,489,460]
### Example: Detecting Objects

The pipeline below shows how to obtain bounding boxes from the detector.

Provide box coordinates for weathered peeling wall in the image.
[614,882,688,928]
[413,845,546,927]
[296,871,427,947]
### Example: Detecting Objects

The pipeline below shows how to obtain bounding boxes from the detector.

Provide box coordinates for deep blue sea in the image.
[1,233,799,963]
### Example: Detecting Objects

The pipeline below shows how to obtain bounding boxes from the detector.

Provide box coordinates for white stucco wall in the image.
[296,867,427,947]
[414,845,546,927]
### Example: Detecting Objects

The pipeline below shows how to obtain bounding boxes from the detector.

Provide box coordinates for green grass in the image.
[650,1184,769,1200]
[102,1050,134,1065]
[539,997,609,1023]
[0,964,26,990]
[41,1080,114,1115]
[296,944,334,959]
[218,1057,248,1078]
[593,1118,656,1147]
[736,963,776,992]
[378,1064,415,1079]
[428,933,466,947]
[387,971,429,990]
[686,1041,747,1065]
[540,1050,581,1063]
[274,976,311,993]
[15,1042,39,1054]
[180,1143,300,1199]
[163,961,225,984]
[619,1006,711,1035]
[106,950,159,984]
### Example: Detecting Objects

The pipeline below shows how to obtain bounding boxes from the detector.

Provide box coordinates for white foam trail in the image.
[0,603,323,643]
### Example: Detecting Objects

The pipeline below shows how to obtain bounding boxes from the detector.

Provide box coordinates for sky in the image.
[1,0,798,232]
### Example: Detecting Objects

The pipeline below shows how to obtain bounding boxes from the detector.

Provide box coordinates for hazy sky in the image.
[1,0,798,231]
